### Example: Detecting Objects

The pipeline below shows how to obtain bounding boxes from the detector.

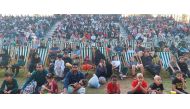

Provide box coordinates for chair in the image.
[157,52,171,69]
[37,48,49,65]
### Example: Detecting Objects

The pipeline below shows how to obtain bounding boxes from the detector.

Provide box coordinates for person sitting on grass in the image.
[54,55,65,81]
[148,75,164,94]
[128,56,144,78]
[67,79,88,94]
[63,63,85,94]
[40,73,59,94]
[172,71,188,94]
[128,73,148,94]
[22,63,48,94]
[111,55,123,79]
[0,73,19,94]
[168,56,181,79]
[96,59,107,79]
[177,56,190,78]
[11,55,25,77]
[106,75,121,94]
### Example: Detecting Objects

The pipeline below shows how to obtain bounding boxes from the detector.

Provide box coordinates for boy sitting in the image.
[0,73,19,94]
[106,75,121,94]
[40,73,59,94]
[128,73,148,94]
[67,79,88,94]
[172,71,188,94]
[148,75,164,94]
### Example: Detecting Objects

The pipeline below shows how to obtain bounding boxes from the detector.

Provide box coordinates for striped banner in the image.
[2,45,11,55]
[126,40,137,50]
[37,48,49,65]
[123,52,135,63]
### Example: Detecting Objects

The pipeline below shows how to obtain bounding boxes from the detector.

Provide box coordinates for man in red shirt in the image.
[128,73,148,94]
[106,75,120,94]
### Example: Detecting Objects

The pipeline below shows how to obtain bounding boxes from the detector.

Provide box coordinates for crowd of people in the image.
[0,14,190,94]
[0,15,61,46]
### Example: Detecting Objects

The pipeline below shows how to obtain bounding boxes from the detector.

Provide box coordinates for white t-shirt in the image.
[111,60,121,67]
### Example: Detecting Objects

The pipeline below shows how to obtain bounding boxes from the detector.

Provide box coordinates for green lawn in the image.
[0,69,190,94]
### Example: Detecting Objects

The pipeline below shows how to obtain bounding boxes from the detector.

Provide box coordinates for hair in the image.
[136,73,143,78]
[111,75,117,79]
[154,75,161,80]
[4,73,13,77]
[46,73,54,79]
[76,46,80,49]
[72,63,78,67]
[175,70,182,76]
[80,79,88,87]
[36,63,43,67]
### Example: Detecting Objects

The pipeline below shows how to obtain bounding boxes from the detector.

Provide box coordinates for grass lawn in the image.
[0,68,190,94]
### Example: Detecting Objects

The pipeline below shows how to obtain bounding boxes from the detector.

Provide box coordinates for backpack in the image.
[21,81,37,94]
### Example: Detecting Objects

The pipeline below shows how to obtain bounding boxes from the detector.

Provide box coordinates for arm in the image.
[169,63,175,72]
[22,72,35,89]
[0,80,6,91]
[11,80,19,93]
[140,85,148,94]
[176,62,181,71]
[131,82,140,93]
[63,72,70,93]
[172,84,184,94]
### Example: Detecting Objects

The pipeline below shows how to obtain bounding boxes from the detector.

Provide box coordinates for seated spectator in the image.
[11,55,25,77]
[63,63,85,94]
[94,49,105,66]
[127,45,135,53]
[88,74,100,88]
[40,73,58,94]
[128,56,144,78]
[172,71,188,94]
[0,49,10,71]
[29,53,41,73]
[49,44,61,60]
[54,55,65,80]
[63,52,73,78]
[148,75,164,94]
[128,73,148,94]
[106,75,121,94]
[167,56,181,78]
[141,51,160,76]
[96,59,107,79]
[67,79,87,94]
[22,63,48,94]
[111,55,123,79]
[178,57,190,78]
[0,73,19,94]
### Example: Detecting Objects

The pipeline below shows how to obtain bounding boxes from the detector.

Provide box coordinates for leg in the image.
[131,65,136,76]
[139,64,144,75]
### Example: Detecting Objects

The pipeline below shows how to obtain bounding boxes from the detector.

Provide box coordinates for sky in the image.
[0,0,189,15]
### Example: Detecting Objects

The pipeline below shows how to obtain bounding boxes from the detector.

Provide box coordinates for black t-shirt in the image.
[172,78,184,91]
[178,62,188,72]
[149,83,164,91]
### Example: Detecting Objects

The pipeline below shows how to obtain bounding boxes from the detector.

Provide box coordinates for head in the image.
[154,75,162,85]
[171,56,176,62]
[111,75,118,84]
[130,56,135,62]
[46,73,54,83]
[36,63,44,72]
[113,55,118,61]
[71,63,79,73]
[179,57,185,63]
[136,73,144,82]
[128,45,132,50]
[175,71,183,80]
[4,73,13,82]
[143,51,150,57]
[57,55,62,60]
[79,79,88,87]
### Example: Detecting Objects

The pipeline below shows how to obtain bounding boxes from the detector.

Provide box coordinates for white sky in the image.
[0,0,189,15]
